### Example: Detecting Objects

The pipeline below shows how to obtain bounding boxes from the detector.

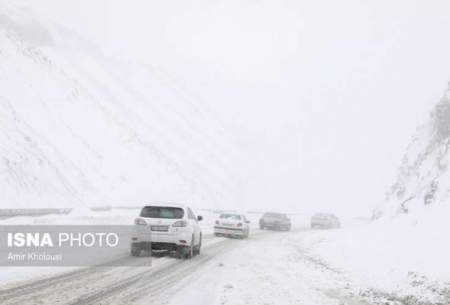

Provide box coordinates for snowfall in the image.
[1,1,450,304]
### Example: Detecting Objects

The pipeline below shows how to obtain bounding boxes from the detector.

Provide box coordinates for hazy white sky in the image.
[25,0,450,216]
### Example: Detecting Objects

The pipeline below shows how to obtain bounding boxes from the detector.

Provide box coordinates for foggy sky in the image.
[23,0,450,216]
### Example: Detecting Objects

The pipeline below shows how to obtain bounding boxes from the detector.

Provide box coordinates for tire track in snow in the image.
[69,230,274,305]
[0,230,272,305]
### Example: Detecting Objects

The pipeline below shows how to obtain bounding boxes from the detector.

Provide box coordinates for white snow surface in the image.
[300,209,450,299]
[0,210,449,304]
[378,88,450,218]
[167,221,450,305]
[0,1,238,209]
[1,1,449,303]
[0,207,219,285]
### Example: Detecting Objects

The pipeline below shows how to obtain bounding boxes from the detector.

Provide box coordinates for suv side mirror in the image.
[197,215,203,221]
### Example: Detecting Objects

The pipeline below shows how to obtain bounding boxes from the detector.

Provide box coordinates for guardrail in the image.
[0,208,72,219]
[0,206,141,219]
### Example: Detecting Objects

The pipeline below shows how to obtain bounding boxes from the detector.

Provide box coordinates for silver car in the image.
[310,213,340,229]
[214,213,250,238]
[259,212,291,231]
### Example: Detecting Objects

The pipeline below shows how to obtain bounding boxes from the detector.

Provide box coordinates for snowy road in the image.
[1,227,448,305]
[0,230,275,305]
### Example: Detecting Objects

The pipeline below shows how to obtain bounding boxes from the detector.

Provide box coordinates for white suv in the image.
[131,203,203,259]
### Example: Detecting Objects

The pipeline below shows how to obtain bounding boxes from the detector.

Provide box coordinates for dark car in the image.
[259,212,291,231]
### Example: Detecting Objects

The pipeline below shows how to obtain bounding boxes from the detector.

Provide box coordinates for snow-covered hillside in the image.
[284,88,450,304]
[0,2,238,209]
[375,87,450,218]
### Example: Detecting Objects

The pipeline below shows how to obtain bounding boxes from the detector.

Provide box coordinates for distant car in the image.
[259,212,291,231]
[310,213,340,229]
[131,203,203,259]
[214,213,250,238]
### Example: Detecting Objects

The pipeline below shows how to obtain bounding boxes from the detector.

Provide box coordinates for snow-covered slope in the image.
[375,87,450,218]
[290,87,450,304]
[0,2,238,208]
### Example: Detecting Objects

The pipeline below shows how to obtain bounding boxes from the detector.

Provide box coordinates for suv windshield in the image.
[219,213,241,220]
[140,206,184,219]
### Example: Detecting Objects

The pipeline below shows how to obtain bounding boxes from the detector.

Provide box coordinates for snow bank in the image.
[0,208,139,225]
[298,205,450,302]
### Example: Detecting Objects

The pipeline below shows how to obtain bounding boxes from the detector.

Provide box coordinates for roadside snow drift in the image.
[296,89,450,304]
